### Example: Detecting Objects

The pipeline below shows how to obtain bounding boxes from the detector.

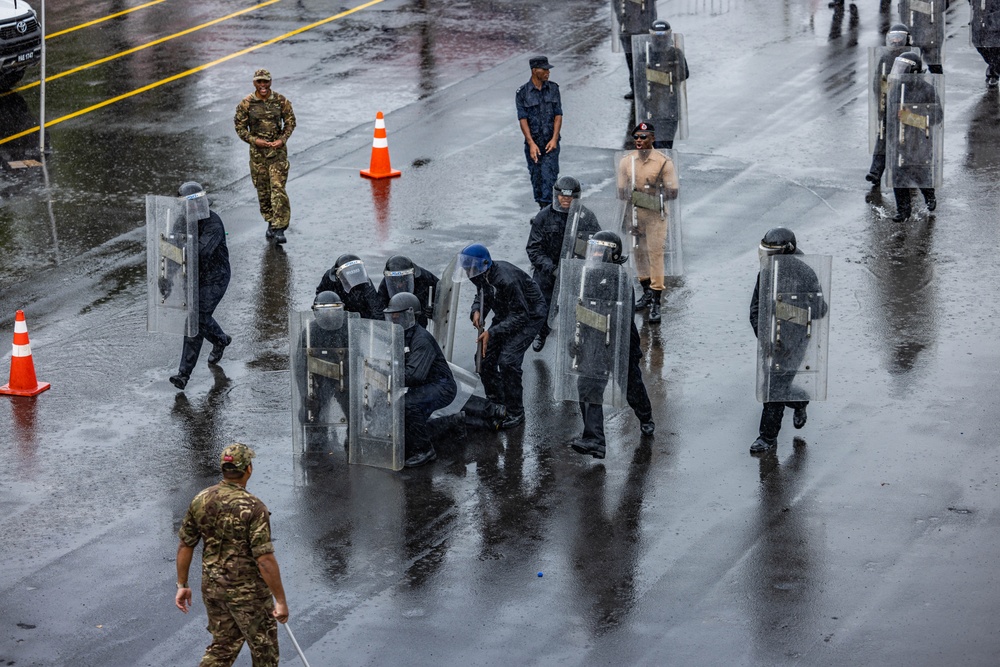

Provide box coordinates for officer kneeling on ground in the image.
[295,291,351,444]
[315,254,387,319]
[384,292,457,468]
[377,255,439,328]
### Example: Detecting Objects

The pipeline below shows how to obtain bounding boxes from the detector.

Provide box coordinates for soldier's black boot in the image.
[274,228,287,244]
[169,373,189,390]
[635,280,653,310]
[208,334,232,365]
[648,291,662,323]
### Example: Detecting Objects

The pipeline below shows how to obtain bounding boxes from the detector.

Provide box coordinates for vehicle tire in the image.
[0,69,26,92]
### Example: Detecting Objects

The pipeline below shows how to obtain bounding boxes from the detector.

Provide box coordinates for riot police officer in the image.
[169,182,232,390]
[613,0,657,99]
[384,292,457,468]
[315,254,387,319]
[376,255,440,328]
[866,23,912,185]
[749,228,829,454]
[636,20,689,149]
[970,0,1000,87]
[455,244,547,429]
[294,291,350,440]
[525,175,601,352]
[570,231,655,459]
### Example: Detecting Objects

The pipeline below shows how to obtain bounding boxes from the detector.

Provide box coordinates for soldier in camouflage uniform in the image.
[175,443,289,667]
[234,69,296,244]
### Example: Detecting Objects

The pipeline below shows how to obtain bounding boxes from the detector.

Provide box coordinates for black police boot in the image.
[635,280,653,310]
[208,334,232,365]
[648,291,662,323]
[640,420,655,436]
[571,438,606,459]
[485,402,507,430]
[275,228,287,244]
[793,406,807,429]
[923,192,937,212]
[404,448,437,468]
[499,411,525,430]
[750,436,777,454]
[865,172,880,185]
[624,91,635,100]
[169,373,189,390]
[892,208,910,223]
[532,332,547,352]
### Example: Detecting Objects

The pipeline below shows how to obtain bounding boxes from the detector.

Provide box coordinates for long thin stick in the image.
[283,622,312,667]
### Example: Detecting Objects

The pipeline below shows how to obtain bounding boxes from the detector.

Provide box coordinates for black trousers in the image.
[532,268,556,338]
[481,325,541,417]
[759,400,808,440]
[893,187,935,215]
[404,380,457,457]
[577,352,653,446]
[178,282,229,376]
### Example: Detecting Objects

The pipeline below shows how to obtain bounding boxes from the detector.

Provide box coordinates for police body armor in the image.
[971,0,1000,48]
[348,318,405,471]
[146,195,199,336]
[290,310,358,482]
[614,148,683,277]
[885,70,944,189]
[868,45,918,153]
[632,32,689,141]
[898,0,944,59]
[554,259,632,409]
[756,254,832,404]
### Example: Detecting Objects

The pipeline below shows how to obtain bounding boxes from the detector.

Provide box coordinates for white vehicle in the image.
[0,0,41,91]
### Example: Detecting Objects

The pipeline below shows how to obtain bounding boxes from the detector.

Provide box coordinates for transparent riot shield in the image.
[560,200,604,262]
[615,149,683,277]
[348,318,405,471]
[430,362,480,419]
[554,259,632,409]
[756,255,832,403]
[611,0,655,53]
[868,46,916,153]
[432,255,461,362]
[899,0,945,53]
[886,72,944,189]
[146,195,199,336]
[632,33,689,141]
[290,310,357,484]
[971,0,1000,48]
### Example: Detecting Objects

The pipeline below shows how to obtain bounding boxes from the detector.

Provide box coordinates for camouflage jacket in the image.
[234,91,296,161]
[179,481,275,598]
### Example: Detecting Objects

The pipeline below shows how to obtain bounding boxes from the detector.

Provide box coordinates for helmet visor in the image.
[383,308,416,330]
[551,186,579,213]
[586,238,617,264]
[885,29,908,48]
[890,55,919,77]
[336,260,369,292]
[383,269,415,297]
[182,190,210,220]
[313,302,346,330]
[453,252,490,282]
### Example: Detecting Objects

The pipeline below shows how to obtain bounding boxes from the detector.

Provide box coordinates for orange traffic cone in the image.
[0,310,50,397]
[360,111,401,180]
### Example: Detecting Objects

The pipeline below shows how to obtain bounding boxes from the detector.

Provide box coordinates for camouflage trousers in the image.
[250,154,291,230]
[199,592,278,667]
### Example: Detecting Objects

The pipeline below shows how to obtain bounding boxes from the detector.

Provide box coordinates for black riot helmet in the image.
[759,228,797,262]
[383,255,416,297]
[891,51,923,76]
[551,175,582,213]
[313,291,346,331]
[650,19,671,35]
[586,230,627,265]
[333,253,369,293]
[383,291,421,330]
[177,181,210,219]
[885,23,911,48]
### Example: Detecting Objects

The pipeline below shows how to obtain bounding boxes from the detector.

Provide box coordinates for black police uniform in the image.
[644,39,689,149]
[615,0,657,94]
[868,45,910,182]
[889,75,941,218]
[526,203,601,339]
[402,324,457,459]
[749,255,828,443]
[470,260,547,419]
[377,265,440,328]
[177,211,231,378]
[315,270,386,320]
[515,79,562,207]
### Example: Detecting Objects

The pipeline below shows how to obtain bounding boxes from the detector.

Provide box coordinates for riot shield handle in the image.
[474,288,485,374]
[630,155,639,248]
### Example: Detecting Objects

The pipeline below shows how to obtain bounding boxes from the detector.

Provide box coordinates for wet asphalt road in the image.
[2,0,1000,665]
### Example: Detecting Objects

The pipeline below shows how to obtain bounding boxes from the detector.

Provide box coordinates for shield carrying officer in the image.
[167,182,232,390]
[970,0,1000,88]
[515,56,563,209]
[633,19,689,149]
[315,254,387,320]
[383,293,457,468]
[454,244,547,429]
[175,442,290,666]
[293,291,351,448]
[898,0,944,73]
[568,231,655,459]
[866,24,913,186]
[613,0,657,99]
[749,228,830,455]
[377,256,440,328]
[234,68,296,243]
[525,175,601,352]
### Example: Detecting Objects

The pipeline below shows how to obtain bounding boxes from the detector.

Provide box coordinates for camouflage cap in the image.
[253,68,271,82]
[220,442,256,471]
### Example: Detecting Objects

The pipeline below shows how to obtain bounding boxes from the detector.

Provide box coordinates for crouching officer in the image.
[169,182,232,390]
[568,231,655,459]
[315,254,387,319]
[454,244,547,429]
[377,255,440,328]
[525,175,601,352]
[384,293,457,468]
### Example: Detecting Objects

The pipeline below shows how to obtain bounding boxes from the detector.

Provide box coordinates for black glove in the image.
[158,276,172,299]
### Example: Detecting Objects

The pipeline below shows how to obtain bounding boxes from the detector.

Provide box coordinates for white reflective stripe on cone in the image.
[372,137,388,148]
[14,320,27,333]
[12,343,31,357]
